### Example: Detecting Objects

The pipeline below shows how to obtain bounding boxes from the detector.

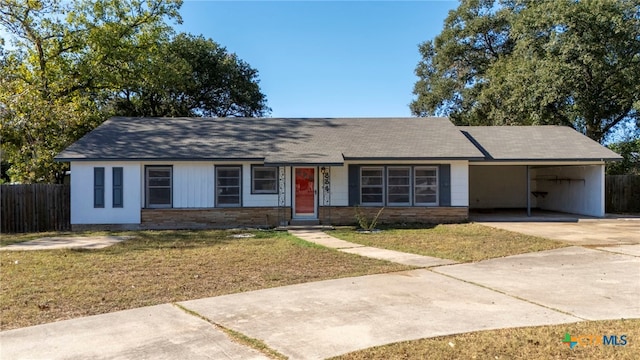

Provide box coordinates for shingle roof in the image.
[460,126,622,161]
[55,117,485,163]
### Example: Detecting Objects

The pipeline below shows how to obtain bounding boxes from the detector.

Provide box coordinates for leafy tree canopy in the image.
[411,0,640,144]
[607,138,640,175]
[0,0,269,183]
[112,33,270,117]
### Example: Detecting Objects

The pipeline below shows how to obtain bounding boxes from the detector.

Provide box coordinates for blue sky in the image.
[177,1,459,118]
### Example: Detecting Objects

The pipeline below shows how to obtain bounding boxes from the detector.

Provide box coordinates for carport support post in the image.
[526,165,531,217]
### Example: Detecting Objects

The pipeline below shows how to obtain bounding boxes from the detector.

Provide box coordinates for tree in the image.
[411,0,514,126]
[412,0,640,143]
[112,33,270,117]
[0,0,181,183]
[607,138,640,175]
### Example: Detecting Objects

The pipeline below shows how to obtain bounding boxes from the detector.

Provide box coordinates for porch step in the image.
[289,219,320,226]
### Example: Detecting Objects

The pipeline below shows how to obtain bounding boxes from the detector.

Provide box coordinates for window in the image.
[252,166,278,194]
[112,167,123,208]
[94,167,104,208]
[146,166,172,208]
[414,167,438,205]
[387,167,411,205]
[216,166,241,206]
[360,167,384,205]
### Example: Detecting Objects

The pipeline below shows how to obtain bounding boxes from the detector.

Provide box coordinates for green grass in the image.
[327,223,568,262]
[0,230,410,330]
[332,319,640,360]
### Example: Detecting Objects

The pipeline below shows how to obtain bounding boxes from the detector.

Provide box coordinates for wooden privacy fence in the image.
[1,184,70,233]
[606,175,640,214]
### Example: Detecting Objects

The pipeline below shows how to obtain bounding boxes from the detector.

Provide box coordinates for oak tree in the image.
[411,0,640,143]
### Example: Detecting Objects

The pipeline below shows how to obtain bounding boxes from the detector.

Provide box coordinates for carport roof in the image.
[460,126,622,162]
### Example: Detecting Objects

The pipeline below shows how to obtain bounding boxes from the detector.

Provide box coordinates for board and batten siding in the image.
[173,163,215,208]
[450,161,469,207]
[322,165,349,206]
[147,162,293,208]
[70,161,472,226]
[70,162,141,224]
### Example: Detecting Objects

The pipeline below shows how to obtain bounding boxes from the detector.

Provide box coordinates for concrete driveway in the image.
[3,243,638,360]
[476,218,640,246]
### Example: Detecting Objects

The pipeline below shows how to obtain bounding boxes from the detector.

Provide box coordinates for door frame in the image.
[292,166,318,219]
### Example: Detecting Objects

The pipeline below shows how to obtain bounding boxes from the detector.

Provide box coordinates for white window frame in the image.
[360,167,384,206]
[216,166,242,207]
[414,166,438,206]
[251,165,278,194]
[146,166,172,208]
[387,166,411,206]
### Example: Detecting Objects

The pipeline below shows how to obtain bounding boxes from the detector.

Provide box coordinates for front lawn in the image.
[0,230,409,330]
[333,319,640,360]
[328,223,567,262]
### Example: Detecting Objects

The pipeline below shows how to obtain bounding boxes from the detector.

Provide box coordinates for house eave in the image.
[468,159,616,165]
[343,156,484,161]
[54,157,267,163]
[264,161,345,167]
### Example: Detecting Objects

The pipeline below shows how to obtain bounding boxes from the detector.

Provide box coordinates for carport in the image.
[461,126,621,218]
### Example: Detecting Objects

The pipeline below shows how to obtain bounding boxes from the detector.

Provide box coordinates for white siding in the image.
[173,163,215,208]
[326,166,348,206]
[469,165,528,209]
[70,162,141,224]
[532,165,604,217]
[450,161,469,206]
[140,162,291,209]
[243,164,291,207]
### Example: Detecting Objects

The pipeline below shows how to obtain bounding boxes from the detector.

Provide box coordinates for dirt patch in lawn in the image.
[0,236,131,251]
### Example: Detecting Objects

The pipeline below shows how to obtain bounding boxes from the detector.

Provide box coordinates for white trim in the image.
[387,166,411,206]
[251,165,278,194]
[215,166,242,207]
[145,166,172,208]
[470,161,606,166]
[360,166,384,206]
[414,166,439,206]
[293,167,318,219]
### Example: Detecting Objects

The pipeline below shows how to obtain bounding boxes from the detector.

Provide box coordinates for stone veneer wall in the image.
[140,207,290,229]
[73,206,467,230]
[319,206,468,226]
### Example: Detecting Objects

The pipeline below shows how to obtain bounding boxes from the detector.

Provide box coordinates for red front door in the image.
[295,168,315,216]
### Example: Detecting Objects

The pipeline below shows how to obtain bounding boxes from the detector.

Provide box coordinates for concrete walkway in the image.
[2,230,639,360]
[288,229,456,267]
[0,304,268,360]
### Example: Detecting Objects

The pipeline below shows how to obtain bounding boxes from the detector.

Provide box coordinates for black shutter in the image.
[439,164,451,206]
[348,165,360,206]
[94,167,105,208]
[113,167,123,208]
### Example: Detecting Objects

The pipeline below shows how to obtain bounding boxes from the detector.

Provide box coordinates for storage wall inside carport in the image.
[531,165,604,217]
[469,166,529,209]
